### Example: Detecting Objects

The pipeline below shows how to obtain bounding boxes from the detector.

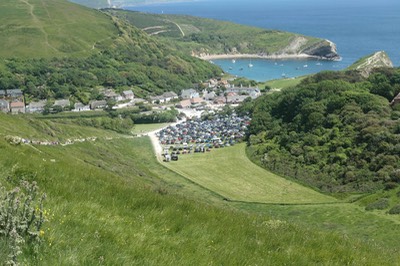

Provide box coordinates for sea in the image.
[126,0,400,81]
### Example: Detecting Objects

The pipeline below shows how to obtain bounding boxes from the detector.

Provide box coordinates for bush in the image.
[384,182,398,190]
[365,198,390,211]
[388,205,400,215]
[0,181,46,264]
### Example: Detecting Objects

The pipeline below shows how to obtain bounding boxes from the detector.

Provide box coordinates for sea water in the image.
[126,0,400,81]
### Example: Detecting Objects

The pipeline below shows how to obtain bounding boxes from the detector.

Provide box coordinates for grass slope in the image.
[0,0,118,58]
[164,143,336,204]
[1,115,400,264]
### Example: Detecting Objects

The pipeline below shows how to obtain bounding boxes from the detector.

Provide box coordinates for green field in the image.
[263,76,306,90]
[164,144,336,204]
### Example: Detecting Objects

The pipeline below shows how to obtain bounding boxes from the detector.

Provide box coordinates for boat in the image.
[303,64,308,68]
[239,68,243,71]
[232,59,236,63]
[316,62,322,66]
[248,59,253,68]
[229,67,233,70]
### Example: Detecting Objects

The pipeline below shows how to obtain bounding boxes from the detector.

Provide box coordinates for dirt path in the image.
[20,0,57,52]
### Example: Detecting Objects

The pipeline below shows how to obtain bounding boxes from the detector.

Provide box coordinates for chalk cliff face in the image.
[348,51,393,77]
[300,39,340,60]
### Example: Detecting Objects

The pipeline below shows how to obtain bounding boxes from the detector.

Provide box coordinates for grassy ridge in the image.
[108,10,324,56]
[0,0,119,58]
[164,144,335,204]
[1,115,400,264]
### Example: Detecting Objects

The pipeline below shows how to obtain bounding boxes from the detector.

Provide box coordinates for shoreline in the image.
[197,53,335,61]
[121,0,195,8]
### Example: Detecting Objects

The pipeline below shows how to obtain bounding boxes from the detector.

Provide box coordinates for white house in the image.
[181,89,199,99]
[122,90,135,100]
[73,102,91,112]
[26,100,46,113]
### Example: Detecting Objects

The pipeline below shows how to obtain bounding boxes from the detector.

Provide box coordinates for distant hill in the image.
[0,0,221,97]
[0,0,119,58]
[347,51,393,77]
[107,10,340,60]
[68,0,190,9]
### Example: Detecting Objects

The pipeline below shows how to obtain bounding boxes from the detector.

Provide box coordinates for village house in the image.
[150,91,179,104]
[104,89,123,102]
[122,90,135,101]
[10,101,25,114]
[0,90,6,98]
[203,90,217,101]
[181,89,199,99]
[162,91,178,102]
[7,89,23,99]
[0,99,10,113]
[177,99,191,108]
[226,86,261,99]
[227,95,249,104]
[390,93,400,107]
[213,96,227,105]
[89,100,107,110]
[218,79,230,88]
[73,102,91,112]
[26,100,46,113]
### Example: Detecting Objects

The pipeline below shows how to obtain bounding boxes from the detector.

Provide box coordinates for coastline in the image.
[198,53,329,61]
[121,0,195,8]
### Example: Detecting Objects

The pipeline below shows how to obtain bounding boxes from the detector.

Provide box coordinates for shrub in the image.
[384,182,398,191]
[0,181,46,264]
[388,205,400,215]
[365,198,390,211]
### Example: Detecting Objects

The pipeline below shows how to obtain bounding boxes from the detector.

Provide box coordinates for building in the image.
[177,99,191,108]
[202,90,217,101]
[73,102,91,112]
[150,91,179,104]
[227,95,249,104]
[0,99,10,113]
[122,90,135,100]
[181,89,199,99]
[7,89,23,98]
[104,89,123,102]
[225,87,261,99]
[10,101,25,114]
[162,91,178,101]
[0,90,6,98]
[89,100,107,110]
[26,100,46,113]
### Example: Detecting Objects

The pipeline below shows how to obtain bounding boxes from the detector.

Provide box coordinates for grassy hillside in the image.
[0,0,221,98]
[68,0,108,8]
[107,10,338,59]
[0,0,119,58]
[1,113,400,264]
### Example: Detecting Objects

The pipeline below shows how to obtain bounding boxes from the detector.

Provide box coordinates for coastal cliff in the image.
[107,10,341,61]
[347,51,393,77]
[197,38,340,61]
